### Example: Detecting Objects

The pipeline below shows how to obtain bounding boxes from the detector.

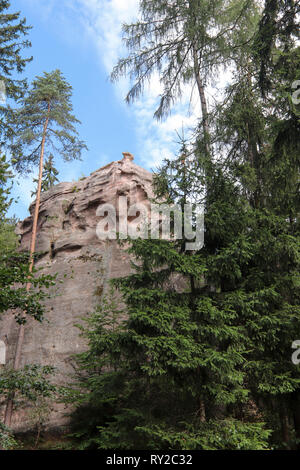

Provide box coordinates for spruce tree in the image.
[253,0,299,97]
[31,155,59,197]
[68,144,273,450]
[40,155,59,191]
[68,1,300,450]
[207,0,300,447]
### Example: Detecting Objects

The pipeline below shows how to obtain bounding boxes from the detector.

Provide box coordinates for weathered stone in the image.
[0,154,153,431]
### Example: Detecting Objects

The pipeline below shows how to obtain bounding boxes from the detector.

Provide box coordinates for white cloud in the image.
[18,0,215,171]
[71,0,139,75]
[70,0,200,169]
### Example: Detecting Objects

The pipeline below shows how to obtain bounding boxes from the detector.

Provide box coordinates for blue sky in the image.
[8,0,199,220]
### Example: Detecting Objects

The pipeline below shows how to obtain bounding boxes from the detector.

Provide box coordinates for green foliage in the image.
[68,0,299,451]
[0,365,58,450]
[0,364,57,404]
[135,419,271,450]
[253,0,299,97]
[0,154,56,323]
[0,422,18,450]
[8,69,87,173]
[112,0,259,120]
[28,397,53,439]
[0,251,56,322]
[0,0,32,142]
[31,155,59,196]
[0,217,18,253]
[0,154,12,217]
[67,279,272,450]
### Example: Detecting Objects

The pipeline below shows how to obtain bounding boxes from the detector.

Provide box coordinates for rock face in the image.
[0,154,153,430]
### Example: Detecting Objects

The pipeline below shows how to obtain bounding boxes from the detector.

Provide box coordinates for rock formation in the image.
[0,154,153,430]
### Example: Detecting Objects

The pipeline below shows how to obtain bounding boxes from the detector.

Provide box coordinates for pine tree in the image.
[4,69,87,426]
[9,69,87,172]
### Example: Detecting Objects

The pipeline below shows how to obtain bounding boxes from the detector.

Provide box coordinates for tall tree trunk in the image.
[189,46,209,416]
[4,103,50,427]
[292,393,300,450]
[192,44,210,157]
[279,402,290,448]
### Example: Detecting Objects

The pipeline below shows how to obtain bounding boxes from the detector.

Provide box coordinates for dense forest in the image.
[0,0,299,451]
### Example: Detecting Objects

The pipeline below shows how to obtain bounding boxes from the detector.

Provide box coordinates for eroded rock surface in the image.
[0,154,153,430]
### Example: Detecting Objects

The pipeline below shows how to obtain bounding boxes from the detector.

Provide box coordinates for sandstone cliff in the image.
[0,154,153,430]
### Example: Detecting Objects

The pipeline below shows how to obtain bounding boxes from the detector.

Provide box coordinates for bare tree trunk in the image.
[291,394,300,450]
[192,44,210,157]
[34,422,41,450]
[4,103,50,427]
[280,403,290,448]
[199,399,206,422]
